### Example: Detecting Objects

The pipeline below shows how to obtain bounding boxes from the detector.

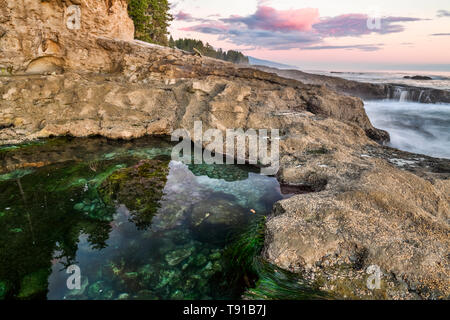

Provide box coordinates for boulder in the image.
[404,76,433,80]
[189,196,249,244]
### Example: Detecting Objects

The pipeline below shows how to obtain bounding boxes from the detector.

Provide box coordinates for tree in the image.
[127,0,173,46]
[172,38,249,64]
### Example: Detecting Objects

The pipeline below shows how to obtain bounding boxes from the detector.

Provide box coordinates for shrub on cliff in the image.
[127,0,173,46]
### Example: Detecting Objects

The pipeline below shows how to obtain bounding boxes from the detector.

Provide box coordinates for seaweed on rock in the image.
[225,216,329,300]
[98,159,170,230]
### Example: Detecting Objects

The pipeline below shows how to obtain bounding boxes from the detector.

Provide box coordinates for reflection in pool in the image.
[0,137,287,300]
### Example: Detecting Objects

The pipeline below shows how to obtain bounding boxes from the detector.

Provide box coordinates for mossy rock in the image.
[98,160,170,230]
[17,269,49,299]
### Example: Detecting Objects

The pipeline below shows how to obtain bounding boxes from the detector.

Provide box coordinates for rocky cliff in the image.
[0,0,134,74]
[0,0,449,299]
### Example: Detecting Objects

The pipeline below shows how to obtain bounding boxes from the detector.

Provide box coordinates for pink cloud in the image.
[256,6,320,31]
[175,11,194,21]
[224,6,320,32]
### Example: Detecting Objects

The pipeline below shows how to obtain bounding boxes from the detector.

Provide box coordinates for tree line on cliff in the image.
[168,37,249,64]
[127,0,249,64]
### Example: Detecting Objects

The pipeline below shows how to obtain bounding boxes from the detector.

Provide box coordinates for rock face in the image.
[0,0,449,300]
[0,0,134,74]
[0,56,389,145]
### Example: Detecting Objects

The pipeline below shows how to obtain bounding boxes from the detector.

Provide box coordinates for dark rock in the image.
[189,196,249,244]
[404,76,432,80]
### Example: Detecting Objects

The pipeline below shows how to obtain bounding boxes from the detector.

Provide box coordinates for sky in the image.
[169,0,450,72]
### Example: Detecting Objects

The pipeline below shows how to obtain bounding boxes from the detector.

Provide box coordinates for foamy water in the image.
[364,100,450,159]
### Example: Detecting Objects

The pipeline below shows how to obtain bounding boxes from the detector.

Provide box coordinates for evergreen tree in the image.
[127,0,173,46]
[172,38,249,64]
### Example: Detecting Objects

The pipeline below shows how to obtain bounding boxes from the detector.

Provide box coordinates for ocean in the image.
[364,100,450,159]
[307,70,450,159]
[307,70,450,90]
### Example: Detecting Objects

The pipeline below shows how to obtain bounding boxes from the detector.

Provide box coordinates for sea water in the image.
[0,137,288,300]
[364,100,450,159]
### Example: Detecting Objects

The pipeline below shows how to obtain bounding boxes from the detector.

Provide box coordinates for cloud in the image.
[181,22,230,34]
[313,14,423,37]
[437,10,450,17]
[222,6,320,32]
[431,33,450,36]
[301,44,383,51]
[181,23,321,50]
[176,5,423,51]
[175,11,195,22]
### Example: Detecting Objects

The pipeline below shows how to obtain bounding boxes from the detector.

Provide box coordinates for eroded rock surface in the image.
[0,0,134,74]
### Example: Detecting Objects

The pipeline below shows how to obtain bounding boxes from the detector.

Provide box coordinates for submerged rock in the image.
[165,247,195,266]
[189,196,249,244]
[404,75,432,80]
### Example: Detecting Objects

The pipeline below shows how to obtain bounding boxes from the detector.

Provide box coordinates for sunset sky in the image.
[169,0,450,72]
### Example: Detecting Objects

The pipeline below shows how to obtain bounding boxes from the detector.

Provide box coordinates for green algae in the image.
[243,260,328,300]
[225,216,266,276]
[225,216,328,300]
[0,159,121,299]
[0,169,34,182]
[0,139,48,153]
[98,159,170,230]
[18,269,49,299]
[0,281,7,299]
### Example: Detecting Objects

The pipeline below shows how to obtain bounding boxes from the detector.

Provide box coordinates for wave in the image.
[364,100,450,159]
